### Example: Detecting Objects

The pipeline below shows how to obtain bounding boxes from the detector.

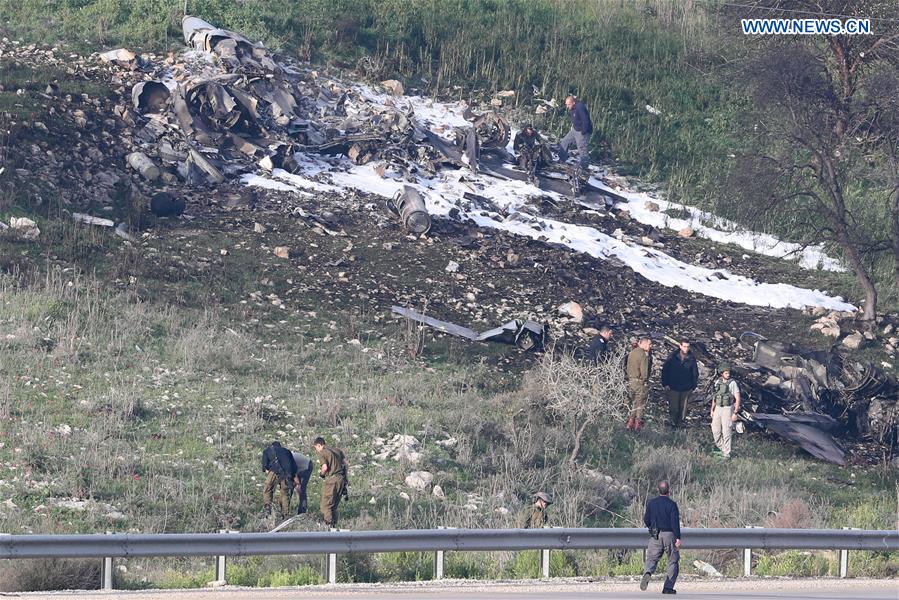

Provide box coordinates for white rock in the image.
[557,301,583,322]
[380,79,405,96]
[841,331,866,350]
[253,222,267,233]
[644,200,660,212]
[677,227,694,238]
[405,471,434,491]
[445,260,460,273]
[432,485,445,500]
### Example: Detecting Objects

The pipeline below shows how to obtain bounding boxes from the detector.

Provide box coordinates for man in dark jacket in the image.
[587,324,613,364]
[513,124,550,184]
[558,95,593,169]
[261,441,299,518]
[641,480,681,594]
[661,341,700,427]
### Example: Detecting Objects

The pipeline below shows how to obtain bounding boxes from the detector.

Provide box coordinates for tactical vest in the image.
[714,379,736,407]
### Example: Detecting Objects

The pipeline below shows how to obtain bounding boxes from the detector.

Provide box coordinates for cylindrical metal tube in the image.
[397,186,431,234]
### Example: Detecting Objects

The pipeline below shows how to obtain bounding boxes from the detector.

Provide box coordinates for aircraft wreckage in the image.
[120,15,614,221]
[733,332,897,465]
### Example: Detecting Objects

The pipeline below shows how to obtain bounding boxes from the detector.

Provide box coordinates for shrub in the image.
[0,559,100,592]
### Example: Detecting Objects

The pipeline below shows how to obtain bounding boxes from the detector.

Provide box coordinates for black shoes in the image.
[640,572,651,591]
[662,588,676,594]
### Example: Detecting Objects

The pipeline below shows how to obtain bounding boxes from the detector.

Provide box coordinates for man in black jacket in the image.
[641,480,681,594]
[558,95,593,169]
[660,341,699,427]
[261,441,299,518]
[587,324,613,364]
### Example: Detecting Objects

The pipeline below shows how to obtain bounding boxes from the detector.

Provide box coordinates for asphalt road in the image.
[16,579,897,600]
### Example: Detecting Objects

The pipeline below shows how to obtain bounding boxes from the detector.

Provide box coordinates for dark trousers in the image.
[296,464,313,515]
[644,530,679,590]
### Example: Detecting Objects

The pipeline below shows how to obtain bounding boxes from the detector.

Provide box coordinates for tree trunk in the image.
[892,190,899,294]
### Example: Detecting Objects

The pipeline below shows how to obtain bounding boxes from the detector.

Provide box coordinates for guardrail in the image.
[1,527,895,589]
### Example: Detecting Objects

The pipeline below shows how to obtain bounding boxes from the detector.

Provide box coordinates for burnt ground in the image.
[1,37,891,466]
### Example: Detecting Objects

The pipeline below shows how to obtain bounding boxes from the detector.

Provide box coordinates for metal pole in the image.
[540,548,550,579]
[434,526,447,580]
[214,529,233,584]
[839,527,856,578]
[101,556,113,590]
[744,525,761,577]
[327,551,337,584]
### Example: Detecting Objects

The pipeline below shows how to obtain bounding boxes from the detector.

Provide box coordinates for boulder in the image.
[273,246,290,259]
[404,471,434,491]
[380,79,404,96]
[677,227,695,238]
[644,200,660,212]
[557,301,584,322]
[841,331,866,350]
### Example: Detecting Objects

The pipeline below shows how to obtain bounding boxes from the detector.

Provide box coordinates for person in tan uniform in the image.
[626,337,653,431]
[520,491,553,529]
[313,436,348,528]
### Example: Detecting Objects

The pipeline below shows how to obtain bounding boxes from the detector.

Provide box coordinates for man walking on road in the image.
[313,436,349,528]
[710,363,741,459]
[558,95,593,170]
[261,441,299,519]
[661,340,699,427]
[626,337,652,431]
[641,480,681,595]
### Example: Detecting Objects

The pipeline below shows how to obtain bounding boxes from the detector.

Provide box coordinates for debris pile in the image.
[736,332,897,464]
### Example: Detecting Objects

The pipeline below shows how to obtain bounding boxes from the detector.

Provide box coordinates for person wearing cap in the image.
[513,124,549,184]
[710,363,741,459]
[640,480,681,595]
[520,491,553,528]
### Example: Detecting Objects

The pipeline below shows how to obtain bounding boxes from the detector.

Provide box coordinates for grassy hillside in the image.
[0,206,895,589]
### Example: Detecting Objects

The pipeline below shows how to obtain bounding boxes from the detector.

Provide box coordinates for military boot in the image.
[626,417,635,430]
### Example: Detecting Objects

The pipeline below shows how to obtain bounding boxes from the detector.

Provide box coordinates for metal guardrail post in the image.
[839,527,857,578]
[539,547,550,579]
[434,526,452,580]
[743,525,762,576]
[327,551,337,584]
[101,556,113,590]
[100,531,113,590]
[214,529,237,584]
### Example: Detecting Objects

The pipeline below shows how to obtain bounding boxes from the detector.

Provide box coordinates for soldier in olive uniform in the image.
[626,337,653,431]
[520,491,553,528]
[313,436,348,528]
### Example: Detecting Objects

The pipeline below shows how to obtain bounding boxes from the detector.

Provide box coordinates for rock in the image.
[693,560,723,577]
[639,236,655,246]
[445,260,460,273]
[677,227,694,238]
[644,200,660,212]
[811,306,828,317]
[404,471,434,491]
[495,90,515,98]
[432,484,445,500]
[763,376,782,387]
[380,79,404,96]
[273,246,290,259]
[9,217,40,240]
[820,325,842,339]
[841,331,866,350]
[98,48,136,65]
[557,301,583,322]
[883,323,895,335]
[253,222,267,234]
[535,104,548,115]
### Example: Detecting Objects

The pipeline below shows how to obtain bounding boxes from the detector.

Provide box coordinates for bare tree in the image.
[532,345,628,464]
[726,0,899,320]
